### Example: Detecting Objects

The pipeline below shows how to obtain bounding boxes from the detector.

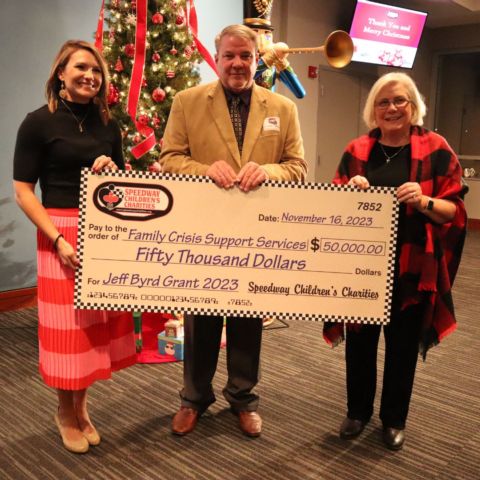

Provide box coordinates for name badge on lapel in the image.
[263,116,280,132]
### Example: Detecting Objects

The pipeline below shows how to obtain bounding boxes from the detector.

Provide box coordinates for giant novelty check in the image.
[74,170,399,325]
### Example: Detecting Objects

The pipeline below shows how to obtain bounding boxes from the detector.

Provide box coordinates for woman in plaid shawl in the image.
[324,72,467,450]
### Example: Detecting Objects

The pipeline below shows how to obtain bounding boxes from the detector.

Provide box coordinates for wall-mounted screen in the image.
[349,0,428,68]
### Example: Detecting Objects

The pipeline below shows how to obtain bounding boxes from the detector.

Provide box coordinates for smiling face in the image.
[215,34,258,93]
[165,343,175,356]
[58,49,103,104]
[374,82,413,141]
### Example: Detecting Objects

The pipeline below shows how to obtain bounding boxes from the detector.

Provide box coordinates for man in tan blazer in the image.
[160,24,306,438]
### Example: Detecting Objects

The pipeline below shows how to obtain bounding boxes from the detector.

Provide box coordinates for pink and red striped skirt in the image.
[37,209,136,390]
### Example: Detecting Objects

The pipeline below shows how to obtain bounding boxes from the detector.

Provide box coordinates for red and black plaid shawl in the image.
[323,126,468,358]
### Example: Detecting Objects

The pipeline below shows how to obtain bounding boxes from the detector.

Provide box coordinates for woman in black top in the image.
[13,40,136,454]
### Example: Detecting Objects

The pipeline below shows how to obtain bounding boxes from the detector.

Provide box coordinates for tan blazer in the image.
[160,81,307,182]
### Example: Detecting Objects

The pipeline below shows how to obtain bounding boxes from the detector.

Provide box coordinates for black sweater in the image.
[13,99,124,208]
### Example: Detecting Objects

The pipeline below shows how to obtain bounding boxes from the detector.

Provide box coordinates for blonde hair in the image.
[363,72,427,130]
[214,24,258,52]
[45,40,111,124]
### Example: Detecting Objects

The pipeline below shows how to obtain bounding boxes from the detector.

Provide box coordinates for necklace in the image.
[60,99,90,133]
[379,143,407,163]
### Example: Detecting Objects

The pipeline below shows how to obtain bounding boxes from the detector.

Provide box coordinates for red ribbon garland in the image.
[94,0,105,53]
[94,0,155,160]
[186,0,218,76]
[128,0,156,159]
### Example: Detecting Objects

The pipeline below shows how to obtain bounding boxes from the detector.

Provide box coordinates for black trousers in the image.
[345,304,423,429]
[180,314,262,412]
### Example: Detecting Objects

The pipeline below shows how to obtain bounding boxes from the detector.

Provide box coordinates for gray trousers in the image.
[180,314,262,412]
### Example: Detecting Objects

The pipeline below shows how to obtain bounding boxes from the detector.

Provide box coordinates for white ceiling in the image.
[377,0,480,28]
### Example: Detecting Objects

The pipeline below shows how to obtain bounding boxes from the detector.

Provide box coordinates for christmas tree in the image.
[100,0,204,171]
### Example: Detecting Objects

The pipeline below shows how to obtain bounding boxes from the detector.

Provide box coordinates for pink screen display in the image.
[349,0,427,68]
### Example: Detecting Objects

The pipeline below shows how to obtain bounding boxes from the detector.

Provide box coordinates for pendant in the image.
[79,125,83,133]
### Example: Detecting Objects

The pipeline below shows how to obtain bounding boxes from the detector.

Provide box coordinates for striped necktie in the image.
[229,96,243,153]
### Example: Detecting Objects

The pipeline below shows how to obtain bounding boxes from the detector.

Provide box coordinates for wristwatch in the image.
[426,198,434,211]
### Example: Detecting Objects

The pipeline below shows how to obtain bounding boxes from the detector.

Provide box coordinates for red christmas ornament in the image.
[131,0,137,11]
[114,57,124,72]
[152,87,166,103]
[148,161,162,173]
[184,45,193,59]
[125,43,135,58]
[107,83,120,105]
[170,47,178,55]
[152,52,161,63]
[166,69,176,79]
[152,12,164,24]
[151,115,161,128]
[133,133,142,144]
[137,115,150,127]
[125,162,132,171]
[141,77,148,87]
[176,14,185,26]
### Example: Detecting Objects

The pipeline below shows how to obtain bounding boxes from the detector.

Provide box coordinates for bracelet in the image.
[53,233,64,250]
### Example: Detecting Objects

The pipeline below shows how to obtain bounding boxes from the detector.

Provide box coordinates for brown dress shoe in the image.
[238,411,262,437]
[171,407,199,436]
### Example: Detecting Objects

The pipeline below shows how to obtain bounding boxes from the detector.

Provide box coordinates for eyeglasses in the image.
[375,97,411,110]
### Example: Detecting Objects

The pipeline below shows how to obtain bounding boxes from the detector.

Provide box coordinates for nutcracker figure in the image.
[244,0,306,98]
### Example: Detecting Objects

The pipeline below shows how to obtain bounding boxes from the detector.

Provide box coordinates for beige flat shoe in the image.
[82,425,101,446]
[262,317,275,327]
[54,414,89,454]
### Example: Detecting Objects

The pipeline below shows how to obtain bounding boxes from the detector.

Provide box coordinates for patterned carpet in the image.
[0,231,479,480]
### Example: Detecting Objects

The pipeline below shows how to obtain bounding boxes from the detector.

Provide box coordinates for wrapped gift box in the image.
[158,332,184,361]
[164,319,184,338]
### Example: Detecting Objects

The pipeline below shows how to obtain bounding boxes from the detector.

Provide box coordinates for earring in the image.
[59,81,67,99]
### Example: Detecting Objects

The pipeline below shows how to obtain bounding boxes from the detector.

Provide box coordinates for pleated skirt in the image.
[37,209,137,390]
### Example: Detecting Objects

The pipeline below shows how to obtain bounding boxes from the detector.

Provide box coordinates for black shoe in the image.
[339,417,366,439]
[382,427,405,450]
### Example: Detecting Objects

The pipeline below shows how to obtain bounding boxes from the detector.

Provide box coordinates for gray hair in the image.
[363,72,427,130]
[214,24,258,52]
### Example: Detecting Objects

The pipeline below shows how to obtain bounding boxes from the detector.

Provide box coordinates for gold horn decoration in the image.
[276,30,354,68]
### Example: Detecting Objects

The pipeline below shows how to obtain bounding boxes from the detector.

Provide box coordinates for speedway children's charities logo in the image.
[93,181,173,220]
